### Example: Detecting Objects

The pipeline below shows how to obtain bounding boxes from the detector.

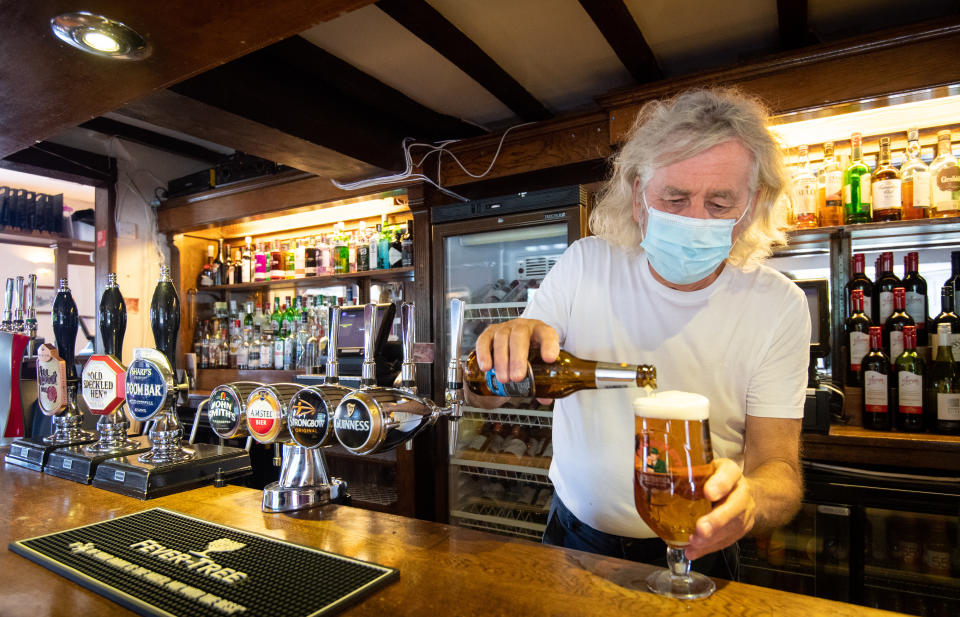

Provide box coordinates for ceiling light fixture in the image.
[50,12,151,60]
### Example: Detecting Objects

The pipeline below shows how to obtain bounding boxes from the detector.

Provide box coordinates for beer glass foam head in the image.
[632,390,709,421]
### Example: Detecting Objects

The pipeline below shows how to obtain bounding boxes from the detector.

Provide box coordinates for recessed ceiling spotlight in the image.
[50,11,151,60]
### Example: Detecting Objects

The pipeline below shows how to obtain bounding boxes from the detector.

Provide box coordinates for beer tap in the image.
[2,278,14,332]
[11,276,24,333]
[24,274,38,348]
[43,278,95,445]
[445,298,466,456]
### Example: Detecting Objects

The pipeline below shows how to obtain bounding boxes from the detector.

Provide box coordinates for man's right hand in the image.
[474,318,560,404]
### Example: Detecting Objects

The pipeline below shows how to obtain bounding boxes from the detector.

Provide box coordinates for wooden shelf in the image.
[196,368,297,391]
[198,266,414,293]
[802,423,960,472]
[0,228,94,251]
[777,215,960,256]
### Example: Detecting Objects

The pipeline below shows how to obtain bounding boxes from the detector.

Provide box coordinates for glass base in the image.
[646,568,715,600]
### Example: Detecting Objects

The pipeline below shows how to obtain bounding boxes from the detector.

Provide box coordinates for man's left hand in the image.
[684,458,756,560]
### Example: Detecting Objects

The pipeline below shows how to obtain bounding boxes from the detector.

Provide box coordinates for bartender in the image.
[470,87,810,578]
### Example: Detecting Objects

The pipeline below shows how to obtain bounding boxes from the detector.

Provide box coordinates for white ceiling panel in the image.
[623,0,779,76]
[300,5,513,129]
[428,0,633,113]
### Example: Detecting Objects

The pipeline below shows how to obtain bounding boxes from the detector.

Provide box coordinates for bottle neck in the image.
[904,328,917,350]
[869,328,882,350]
[879,141,891,166]
[852,255,865,275]
[851,136,863,162]
[852,292,864,313]
[938,135,952,158]
[942,289,954,313]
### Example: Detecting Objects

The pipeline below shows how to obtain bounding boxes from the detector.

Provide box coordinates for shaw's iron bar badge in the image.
[124,357,168,422]
[37,343,67,415]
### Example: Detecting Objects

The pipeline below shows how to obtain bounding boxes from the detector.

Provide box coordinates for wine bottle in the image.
[931,286,960,361]
[464,347,656,399]
[212,240,224,286]
[198,245,214,288]
[150,266,180,370]
[862,326,892,431]
[845,253,873,321]
[901,252,929,346]
[873,252,901,325]
[884,288,914,367]
[241,237,253,284]
[929,323,960,435]
[947,251,960,304]
[895,325,924,433]
[845,289,872,387]
[98,272,126,357]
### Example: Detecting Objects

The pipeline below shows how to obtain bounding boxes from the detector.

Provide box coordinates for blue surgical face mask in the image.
[639,192,749,285]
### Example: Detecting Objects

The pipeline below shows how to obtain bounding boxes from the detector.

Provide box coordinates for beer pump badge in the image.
[246,389,283,443]
[287,389,329,449]
[81,355,126,415]
[37,343,67,415]
[124,358,168,421]
[208,387,243,439]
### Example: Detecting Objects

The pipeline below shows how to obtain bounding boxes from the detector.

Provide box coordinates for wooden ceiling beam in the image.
[777,0,812,50]
[78,118,227,166]
[376,0,551,122]
[577,0,663,83]
[1,141,116,188]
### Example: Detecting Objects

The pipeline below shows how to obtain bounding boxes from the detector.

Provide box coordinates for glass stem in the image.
[667,547,691,579]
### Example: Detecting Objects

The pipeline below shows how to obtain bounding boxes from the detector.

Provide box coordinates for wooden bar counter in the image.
[0,456,897,617]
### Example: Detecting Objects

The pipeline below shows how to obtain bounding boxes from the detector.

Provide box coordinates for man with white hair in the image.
[471,88,809,579]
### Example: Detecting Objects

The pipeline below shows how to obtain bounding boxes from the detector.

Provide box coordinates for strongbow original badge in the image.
[37,344,67,415]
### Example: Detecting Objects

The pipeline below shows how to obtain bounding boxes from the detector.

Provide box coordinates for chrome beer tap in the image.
[24,274,38,350]
[11,276,24,333]
[2,278,15,332]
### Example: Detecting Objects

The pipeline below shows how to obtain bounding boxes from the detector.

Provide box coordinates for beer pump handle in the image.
[100,272,125,357]
[25,274,37,337]
[52,279,79,381]
[325,305,340,384]
[446,298,465,456]
[2,277,14,330]
[360,303,377,387]
[399,302,416,391]
[12,276,24,331]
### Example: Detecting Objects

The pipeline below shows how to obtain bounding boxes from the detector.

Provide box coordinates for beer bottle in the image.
[150,266,180,369]
[894,325,924,433]
[98,272,126,357]
[862,326,892,431]
[464,347,656,399]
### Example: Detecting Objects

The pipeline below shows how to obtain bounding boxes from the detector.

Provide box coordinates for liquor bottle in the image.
[895,325,925,433]
[871,137,901,222]
[389,228,404,268]
[253,242,267,282]
[198,246,215,287]
[334,229,349,274]
[846,289,872,387]
[884,288,914,367]
[401,220,414,267]
[464,347,656,398]
[270,297,283,337]
[948,251,960,304]
[150,266,180,369]
[357,234,370,271]
[304,238,317,277]
[211,240,224,286]
[318,235,331,275]
[283,322,296,370]
[228,319,242,369]
[378,224,391,270]
[930,129,960,217]
[223,244,233,284]
[294,312,310,371]
[243,301,254,329]
[793,145,818,229]
[248,324,261,369]
[99,272,126,357]
[902,252,929,346]
[259,327,273,369]
[196,321,208,369]
[931,285,960,361]
[900,128,931,220]
[281,296,296,334]
[873,252,900,325]
[232,248,243,284]
[253,302,265,331]
[52,278,80,381]
[862,326,892,431]
[241,238,252,284]
[367,225,380,271]
[294,239,306,278]
[844,132,872,224]
[270,241,283,281]
[216,324,229,368]
[928,323,960,435]
[818,141,844,227]
[273,324,285,370]
[348,232,358,273]
[283,243,295,279]
[845,254,874,321]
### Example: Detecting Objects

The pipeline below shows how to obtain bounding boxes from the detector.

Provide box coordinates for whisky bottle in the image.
[930,129,960,217]
[818,141,844,226]
[871,137,901,222]
[843,132,872,224]
[793,145,818,229]
[464,348,656,399]
[900,128,930,220]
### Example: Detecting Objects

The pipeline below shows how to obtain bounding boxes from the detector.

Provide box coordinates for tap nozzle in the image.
[12,276,24,332]
[324,305,341,385]
[399,302,416,393]
[445,298,465,456]
[25,274,37,339]
[360,303,377,387]
[2,278,14,331]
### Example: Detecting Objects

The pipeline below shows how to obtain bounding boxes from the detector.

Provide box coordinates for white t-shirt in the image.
[522,236,810,538]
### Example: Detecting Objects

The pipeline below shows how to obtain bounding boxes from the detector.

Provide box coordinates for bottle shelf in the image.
[452,461,552,483]
[778,215,960,255]
[449,513,546,541]
[199,266,414,293]
[0,228,95,251]
[450,508,548,534]
[463,302,526,323]
[461,405,554,423]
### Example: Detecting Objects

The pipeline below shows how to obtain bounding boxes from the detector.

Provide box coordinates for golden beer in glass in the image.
[633,391,716,599]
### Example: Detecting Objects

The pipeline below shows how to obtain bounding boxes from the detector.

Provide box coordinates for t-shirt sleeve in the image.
[745,285,811,418]
[520,240,585,346]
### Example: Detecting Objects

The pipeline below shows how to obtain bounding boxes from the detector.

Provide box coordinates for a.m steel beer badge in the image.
[37,343,67,415]
[287,388,329,449]
[208,387,243,439]
[124,357,168,422]
[81,355,126,415]
[246,389,283,443]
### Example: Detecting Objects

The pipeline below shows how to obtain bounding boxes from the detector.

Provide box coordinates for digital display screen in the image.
[803,286,819,345]
[337,308,367,351]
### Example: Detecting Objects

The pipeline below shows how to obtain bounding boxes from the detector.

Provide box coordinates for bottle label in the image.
[872,179,901,210]
[898,371,923,414]
[843,183,852,206]
[825,171,843,207]
[388,246,403,268]
[879,291,894,323]
[849,332,869,371]
[260,345,272,368]
[596,361,641,388]
[796,182,817,215]
[936,392,960,421]
[951,333,960,360]
[860,174,871,205]
[466,434,488,451]
[889,331,904,364]
[484,368,532,397]
[933,165,960,208]
[904,291,925,327]
[502,437,527,458]
[913,170,931,207]
[863,371,888,412]
[863,296,872,321]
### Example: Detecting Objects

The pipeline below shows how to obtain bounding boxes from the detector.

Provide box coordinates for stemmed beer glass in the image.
[633,391,716,599]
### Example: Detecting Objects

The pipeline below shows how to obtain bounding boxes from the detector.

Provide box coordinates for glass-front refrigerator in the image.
[431,185,587,539]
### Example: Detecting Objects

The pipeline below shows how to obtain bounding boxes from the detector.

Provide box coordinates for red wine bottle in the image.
[902,252,928,346]
[873,252,901,326]
[845,289,872,387]
[884,287,914,368]
[845,253,873,322]
[895,325,924,432]
[862,326,892,431]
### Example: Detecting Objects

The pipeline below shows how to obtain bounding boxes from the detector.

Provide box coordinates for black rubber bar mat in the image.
[10,507,398,617]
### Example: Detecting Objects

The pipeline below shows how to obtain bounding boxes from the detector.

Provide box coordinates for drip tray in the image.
[10,508,399,617]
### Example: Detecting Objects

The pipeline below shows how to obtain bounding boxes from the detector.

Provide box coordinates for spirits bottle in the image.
[198,246,215,287]
[378,224,391,270]
[232,248,243,284]
[871,136,901,222]
[248,324,262,369]
[895,325,924,433]
[241,237,252,284]
[464,347,656,399]
[884,287,914,367]
[862,326,892,431]
[270,241,283,281]
[401,220,414,267]
[294,239,306,278]
[270,297,283,337]
[928,323,960,435]
[99,272,126,357]
[223,244,233,284]
[304,237,317,277]
[843,132,872,224]
[259,327,273,369]
[368,225,380,271]
[389,228,404,268]
[273,325,285,370]
[253,242,267,282]
[793,145,818,229]
[283,324,296,370]
[216,324,229,368]
[845,253,874,321]
[930,129,960,217]
[295,312,310,371]
[334,228,349,274]
[284,242,296,279]
[150,266,180,369]
[902,252,929,346]
[318,235,331,275]
[348,232,358,273]
[818,141,844,226]
[845,289,872,388]
[900,128,930,220]
[873,251,900,325]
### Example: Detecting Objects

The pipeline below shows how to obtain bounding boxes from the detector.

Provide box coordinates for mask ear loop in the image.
[639,189,650,243]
